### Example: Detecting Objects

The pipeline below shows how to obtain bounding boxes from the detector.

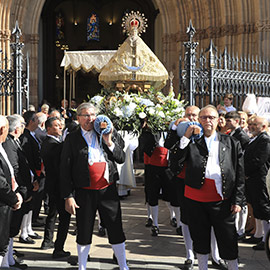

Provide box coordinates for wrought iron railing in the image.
[0,21,29,115]
[179,20,270,110]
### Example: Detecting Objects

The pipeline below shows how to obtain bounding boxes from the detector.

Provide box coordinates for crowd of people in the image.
[139,96,270,270]
[0,95,270,270]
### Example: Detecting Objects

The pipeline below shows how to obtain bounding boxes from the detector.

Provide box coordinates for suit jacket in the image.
[231,127,250,150]
[35,126,47,143]
[0,151,18,207]
[169,132,245,206]
[244,131,270,179]
[139,129,157,157]
[3,134,32,200]
[40,136,62,194]
[60,127,125,199]
[20,128,42,179]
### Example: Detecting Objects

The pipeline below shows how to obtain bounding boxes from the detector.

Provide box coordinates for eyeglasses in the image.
[199,116,217,121]
[79,114,96,118]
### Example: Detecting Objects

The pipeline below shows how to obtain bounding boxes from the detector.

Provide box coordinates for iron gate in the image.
[179,20,270,110]
[0,21,29,115]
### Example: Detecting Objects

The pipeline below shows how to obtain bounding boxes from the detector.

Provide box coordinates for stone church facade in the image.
[0,0,269,108]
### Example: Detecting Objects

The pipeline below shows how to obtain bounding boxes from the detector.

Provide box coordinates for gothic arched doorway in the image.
[41,0,158,108]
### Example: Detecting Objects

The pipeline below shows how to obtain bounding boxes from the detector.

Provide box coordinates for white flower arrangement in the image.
[89,87,186,135]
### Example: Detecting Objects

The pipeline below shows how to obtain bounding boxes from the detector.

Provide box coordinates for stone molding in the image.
[163,21,270,43]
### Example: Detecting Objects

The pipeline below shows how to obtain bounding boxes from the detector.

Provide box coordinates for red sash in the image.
[144,147,168,167]
[184,178,222,202]
[144,153,150,165]
[35,162,44,177]
[83,162,110,190]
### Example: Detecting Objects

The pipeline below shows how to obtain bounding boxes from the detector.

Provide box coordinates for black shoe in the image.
[98,227,106,237]
[151,226,159,236]
[41,241,54,250]
[13,250,24,257]
[176,226,182,235]
[67,256,78,266]
[52,250,71,258]
[242,236,262,244]
[70,228,77,236]
[28,232,42,239]
[183,259,193,270]
[13,254,24,264]
[211,259,228,270]
[237,233,246,241]
[10,261,28,269]
[170,217,177,227]
[19,236,35,244]
[252,241,265,250]
[145,218,153,227]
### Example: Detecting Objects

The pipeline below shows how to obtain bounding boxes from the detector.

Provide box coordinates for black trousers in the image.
[170,176,189,224]
[186,198,238,260]
[43,191,71,251]
[0,205,12,256]
[75,182,126,246]
[145,165,171,206]
[32,176,45,221]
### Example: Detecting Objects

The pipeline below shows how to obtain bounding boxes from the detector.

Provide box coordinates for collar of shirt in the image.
[47,134,61,142]
[204,131,218,152]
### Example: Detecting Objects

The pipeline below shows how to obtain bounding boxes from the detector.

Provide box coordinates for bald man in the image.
[244,116,270,251]
[0,116,23,267]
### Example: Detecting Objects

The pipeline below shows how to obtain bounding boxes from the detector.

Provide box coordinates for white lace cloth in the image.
[60,50,117,72]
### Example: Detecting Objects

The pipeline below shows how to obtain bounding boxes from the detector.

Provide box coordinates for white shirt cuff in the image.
[180,136,190,149]
[172,124,177,131]
[108,142,115,152]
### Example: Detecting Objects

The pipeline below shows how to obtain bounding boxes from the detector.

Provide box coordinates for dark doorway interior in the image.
[41,0,158,108]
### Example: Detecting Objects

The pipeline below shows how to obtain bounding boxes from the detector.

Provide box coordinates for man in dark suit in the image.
[40,117,71,257]
[60,103,129,270]
[0,115,22,267]
[20,111,43,240]
[244,116,270,250]
[225,111,250,241]
[169,105,245,269]
[3,114,35,268]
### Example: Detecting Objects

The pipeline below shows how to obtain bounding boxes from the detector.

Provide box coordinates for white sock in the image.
[26,210,35,235]
[1,238,10,267]
[227,259,238,270]
[112,242,129,270]
[8,238,15,266]
[235,212,240,232]
[0,256,3,266]
[150,205,159,227]
[146,203,152,220]
[77,243,90,270]
[182,223,194,262]
[238,206,248,235]
[20,213,29,239]
[254,219,263,238]
[172,206,181,227]
[197,253,209,270]
[97,212,102,229]
[211,227,221,263]
[165,201,175,220]
[262,220,270,242]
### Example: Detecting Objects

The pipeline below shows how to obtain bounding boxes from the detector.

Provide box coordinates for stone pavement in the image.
[11,183,269,270]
